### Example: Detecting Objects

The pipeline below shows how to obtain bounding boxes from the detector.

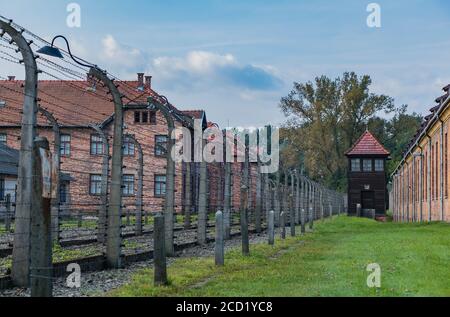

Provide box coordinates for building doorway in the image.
[361,191,375,210]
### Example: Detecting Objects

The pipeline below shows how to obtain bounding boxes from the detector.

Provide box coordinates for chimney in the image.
[145,76,152,89]
[8,76,15,81]
[137,73,144,88]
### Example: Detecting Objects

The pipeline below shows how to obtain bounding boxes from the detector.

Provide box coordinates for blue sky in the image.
[1,0,450,127]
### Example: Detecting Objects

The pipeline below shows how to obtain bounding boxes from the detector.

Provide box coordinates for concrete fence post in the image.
[184,162,192,229]
[301,208,306,234]
[240,185,250,256]
[280,211,286,239]
[90,68,124,269]
[124,134,143,236]
[290,193,295,237]
[198,159,208,245]
[30,137,52,297]
[154,214,168,286]
[6,18,40,287]
[295,172,300,225]
[255,163,262,233]
[215,210,224,266]
[268,210,275,245]
[5,194,11,233]
[89,124,109,244]
[38,108,61,244]
[223,162,232,240]
[308,180,314,230]
[148,96,176,256]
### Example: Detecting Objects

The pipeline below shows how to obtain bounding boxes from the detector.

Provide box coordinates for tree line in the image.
[279,71,422,192]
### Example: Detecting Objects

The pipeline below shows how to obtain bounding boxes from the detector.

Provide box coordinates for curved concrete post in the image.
[38,107,61,243]
[90,68,124,268]
[124,134,144,236]
[89,124,109,243]
[147,96,176,255]
[3,19,40,287]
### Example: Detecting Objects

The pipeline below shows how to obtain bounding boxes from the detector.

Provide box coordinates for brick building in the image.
[0,73,255,217]
[391,84,450,222]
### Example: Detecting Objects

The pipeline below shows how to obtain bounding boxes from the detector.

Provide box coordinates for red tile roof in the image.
[0,79,200,127]
[345,130,390,156]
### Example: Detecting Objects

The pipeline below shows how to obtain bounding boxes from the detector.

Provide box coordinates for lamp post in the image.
[38,36,125,268]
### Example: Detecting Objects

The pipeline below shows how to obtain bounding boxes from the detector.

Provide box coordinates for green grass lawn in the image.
[108,215,450,297]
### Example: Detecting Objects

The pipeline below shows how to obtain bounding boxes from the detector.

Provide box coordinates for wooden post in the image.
[30,137,52,297]
[268,210,275,245]
[154,214,168,286]
[280,211,286,239]
[215,211,224,266]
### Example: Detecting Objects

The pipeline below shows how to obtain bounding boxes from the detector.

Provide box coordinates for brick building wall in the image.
[392,85,450,222]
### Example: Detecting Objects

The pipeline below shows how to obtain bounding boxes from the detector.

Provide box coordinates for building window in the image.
[90,134,104,155]
[60,134,71,156]
[122,174,135,196]
[0,100,6,108]
[0,133,6,145]
[123,137,135,156]
[150,111,157,125]
[351,159,360,172]
[154,175,166,197]
[60,182,69,204]
[134,111,154,124]
[155,135,168,157]
[374,159,384,172]
[363,159,373,172]
[141,111,148,123]
[89,174,102,195]
[134,111,141,123]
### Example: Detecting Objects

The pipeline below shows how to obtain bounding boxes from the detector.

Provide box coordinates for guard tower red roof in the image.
[345,130,390,156]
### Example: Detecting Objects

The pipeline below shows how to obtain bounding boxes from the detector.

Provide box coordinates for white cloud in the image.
[99,35,147,73]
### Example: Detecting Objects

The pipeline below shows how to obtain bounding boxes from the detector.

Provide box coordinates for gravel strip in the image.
[0,226,281,297]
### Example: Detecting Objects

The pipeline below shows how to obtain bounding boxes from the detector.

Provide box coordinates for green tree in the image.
[279,72,395,191]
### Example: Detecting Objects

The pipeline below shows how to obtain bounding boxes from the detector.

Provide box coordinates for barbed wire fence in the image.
[0,15,347,296]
